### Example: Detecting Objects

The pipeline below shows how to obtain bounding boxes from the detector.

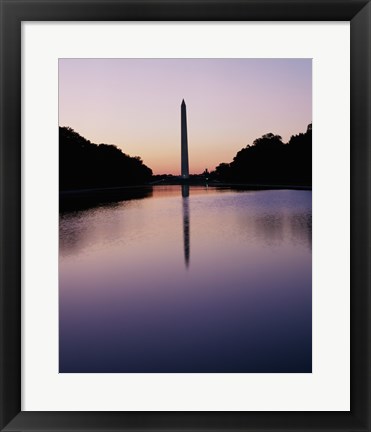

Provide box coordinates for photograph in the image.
[59,58,312,373]
[2,0,371,428]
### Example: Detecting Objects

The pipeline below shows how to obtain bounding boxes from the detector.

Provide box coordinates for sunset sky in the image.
[59,59,312,175]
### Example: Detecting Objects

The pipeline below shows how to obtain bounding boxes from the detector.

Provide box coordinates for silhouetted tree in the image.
[60,127,152,190]
[213,162,232,181]
[210,124,312,186]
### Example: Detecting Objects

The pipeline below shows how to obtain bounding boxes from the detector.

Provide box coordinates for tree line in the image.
[60,126,152,190]
[210,123,312,186]
[60,124,311,190]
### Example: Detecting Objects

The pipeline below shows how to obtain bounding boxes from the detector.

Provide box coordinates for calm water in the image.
[59,186,312,373]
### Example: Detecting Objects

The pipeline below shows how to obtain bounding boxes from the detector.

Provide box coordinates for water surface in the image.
[60,186,312,373]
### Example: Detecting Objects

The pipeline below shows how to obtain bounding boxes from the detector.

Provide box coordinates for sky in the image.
[59,59,312,175]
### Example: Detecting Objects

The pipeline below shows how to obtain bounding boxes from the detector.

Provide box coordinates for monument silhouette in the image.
[181,99,189,179]
[180,101,191,267]
[182,184,190,267]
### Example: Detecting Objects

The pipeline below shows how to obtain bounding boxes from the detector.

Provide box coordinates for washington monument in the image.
[181,99,189,178]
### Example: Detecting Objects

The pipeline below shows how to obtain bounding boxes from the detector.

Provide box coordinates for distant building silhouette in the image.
[181,99,189,178]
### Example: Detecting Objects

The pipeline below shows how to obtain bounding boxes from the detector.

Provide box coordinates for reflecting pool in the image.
[59,186,312,373]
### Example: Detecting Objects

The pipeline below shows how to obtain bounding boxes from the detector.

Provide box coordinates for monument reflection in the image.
[182,185,190,268]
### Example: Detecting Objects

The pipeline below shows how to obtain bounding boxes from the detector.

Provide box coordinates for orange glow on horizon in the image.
[59,59,312,175]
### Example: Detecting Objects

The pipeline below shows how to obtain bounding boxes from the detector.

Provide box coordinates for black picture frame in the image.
[1,1,370,431]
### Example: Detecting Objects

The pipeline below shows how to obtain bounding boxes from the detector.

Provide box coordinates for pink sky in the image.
[59,59,312,175]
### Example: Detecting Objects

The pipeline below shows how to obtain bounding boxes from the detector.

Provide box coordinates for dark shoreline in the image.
[59,185,154,212]
[60,182,311,212]
[60,182,312,196]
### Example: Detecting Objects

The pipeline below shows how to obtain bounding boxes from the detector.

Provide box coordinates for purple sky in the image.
[59,59,312,175]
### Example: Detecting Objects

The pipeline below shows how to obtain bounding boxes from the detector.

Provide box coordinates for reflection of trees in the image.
[288,212,312,249]
[59,211,94,256]
[252,211,311,249]
[182,185,190,268]
[254,213,284,244]
[60,186,153,213]
[59,188,153,255]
